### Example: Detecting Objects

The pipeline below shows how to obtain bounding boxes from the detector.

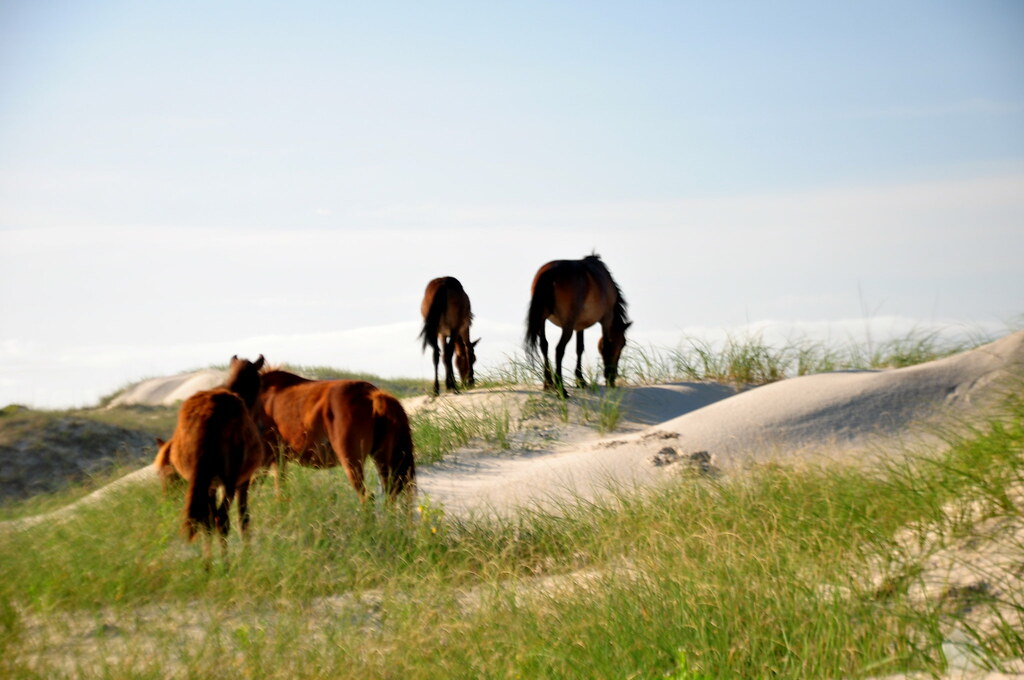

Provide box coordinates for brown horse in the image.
[256,369,416,502]
[155,355,266,561]
[419,276,479,396]
[525,254,631,396]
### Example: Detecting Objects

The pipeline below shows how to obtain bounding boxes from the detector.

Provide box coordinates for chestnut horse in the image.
[419,276,479,396]
[256,369,416,502]
[525,254,631,396]
[154,355,266,560]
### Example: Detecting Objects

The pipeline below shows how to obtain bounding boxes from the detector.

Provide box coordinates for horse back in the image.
[533,259,617,331]
[261,378,377,466]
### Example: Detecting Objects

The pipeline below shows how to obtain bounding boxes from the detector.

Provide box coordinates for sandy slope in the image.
[414,331,1024,516]
[106,368,228,407]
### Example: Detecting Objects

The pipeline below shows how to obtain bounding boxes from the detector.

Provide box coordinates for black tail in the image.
[525,268,555,359]
[419,284,448,353]
[183,466,214,541]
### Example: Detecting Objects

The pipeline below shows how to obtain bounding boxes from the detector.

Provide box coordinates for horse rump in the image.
[371,389,416,499]
[419,278,450,353]
[524,264,557,358]
[175,389,260,543]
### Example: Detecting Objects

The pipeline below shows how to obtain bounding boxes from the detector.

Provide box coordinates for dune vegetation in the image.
[0,330,1021,678]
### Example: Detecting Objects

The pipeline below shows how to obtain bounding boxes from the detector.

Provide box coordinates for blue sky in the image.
[1,2,1023,407]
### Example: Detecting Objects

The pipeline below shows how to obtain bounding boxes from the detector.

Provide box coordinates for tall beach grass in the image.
[1,386,1021,678]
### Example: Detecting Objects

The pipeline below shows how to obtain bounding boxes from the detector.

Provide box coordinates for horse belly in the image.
[296,442,339,468]
[574,282,609,330]
[278,429,338,467]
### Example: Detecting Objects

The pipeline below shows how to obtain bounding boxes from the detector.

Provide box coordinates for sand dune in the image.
[414,331,1023,516]
[4,331,1021,528]
[106,369,227,407]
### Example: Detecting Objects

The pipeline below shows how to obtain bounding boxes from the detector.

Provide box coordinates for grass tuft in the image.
[619,327,994,388]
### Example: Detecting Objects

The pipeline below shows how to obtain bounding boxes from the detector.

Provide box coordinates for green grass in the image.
[2,387,1021,678]
[618,327,993,387]
[410,400,514,464]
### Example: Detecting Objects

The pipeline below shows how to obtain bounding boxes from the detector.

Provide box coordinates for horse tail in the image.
[419,282,448,353]
[183,466,212,541]
[182,401,236,541]
[525,266,556,359]
[371,390,416,499]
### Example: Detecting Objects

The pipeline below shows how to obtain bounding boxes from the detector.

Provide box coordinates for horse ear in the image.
[625,322,633,330]
[231,354,239,365]
[471,338,481,348]
[155,437,165,447]
[254,354,265,370]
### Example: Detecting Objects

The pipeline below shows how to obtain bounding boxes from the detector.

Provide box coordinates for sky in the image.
[1,1,1023,408]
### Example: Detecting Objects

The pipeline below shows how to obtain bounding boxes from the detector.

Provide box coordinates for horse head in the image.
[598,321,631,388]
[456,338,479,387]
[227,354,265,410]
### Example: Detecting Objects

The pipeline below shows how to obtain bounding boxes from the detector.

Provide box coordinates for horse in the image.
[419,276,479,396]
[524,254,631,396]
[154,355,266,562]
[256,369,416,503]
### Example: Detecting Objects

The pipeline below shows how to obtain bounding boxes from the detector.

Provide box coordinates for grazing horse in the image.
[256,369,416,502]
[524,254,631,396]
[155,355,266,561]
[419,276,479,396]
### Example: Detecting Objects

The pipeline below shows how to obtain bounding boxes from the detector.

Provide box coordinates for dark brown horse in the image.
[525,254,631,396]
[419,276,479,396]
[154,355,266,561]
[256,369,416,502]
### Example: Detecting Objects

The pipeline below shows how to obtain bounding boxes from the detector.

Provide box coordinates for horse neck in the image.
[225,368,260,409]
[259,370,311,391]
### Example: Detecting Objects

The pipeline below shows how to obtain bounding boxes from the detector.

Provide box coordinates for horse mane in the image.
[582,253,629,329]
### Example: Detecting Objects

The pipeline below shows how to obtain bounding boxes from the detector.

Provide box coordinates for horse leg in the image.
[201,487,219,567]
[553,326,574,398]
[341,461,368,502]
[431,338,441,397]
[329,430,370,502]
[443,335,458,393]
[575,330,587,389]
[538,328,555,390]
[236,479,251,539]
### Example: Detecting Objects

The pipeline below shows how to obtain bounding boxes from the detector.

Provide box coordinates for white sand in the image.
[415,331,1024,516]
[106,368,227,407]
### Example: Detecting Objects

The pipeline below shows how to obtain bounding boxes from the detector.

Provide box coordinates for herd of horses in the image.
[155,254,630,561]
